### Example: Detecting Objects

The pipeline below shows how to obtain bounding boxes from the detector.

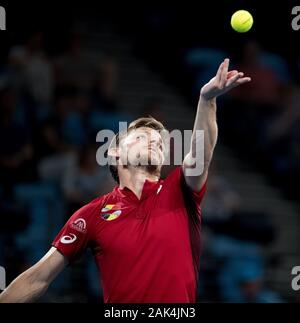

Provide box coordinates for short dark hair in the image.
[109,116,166,184]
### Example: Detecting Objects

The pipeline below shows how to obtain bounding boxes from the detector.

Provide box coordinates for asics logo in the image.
[60,233,77,244]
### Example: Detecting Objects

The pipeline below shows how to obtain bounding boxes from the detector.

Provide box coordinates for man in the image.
[0,59,250,303]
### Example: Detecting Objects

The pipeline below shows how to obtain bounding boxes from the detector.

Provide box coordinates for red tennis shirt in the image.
[52,166,207,303]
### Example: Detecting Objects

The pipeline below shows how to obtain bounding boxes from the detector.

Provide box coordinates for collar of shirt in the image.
[114,178,162,203]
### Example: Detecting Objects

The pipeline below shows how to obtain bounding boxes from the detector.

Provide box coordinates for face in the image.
[119,127,165,168]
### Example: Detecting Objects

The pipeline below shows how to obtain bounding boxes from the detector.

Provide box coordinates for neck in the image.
[119,166,159,200]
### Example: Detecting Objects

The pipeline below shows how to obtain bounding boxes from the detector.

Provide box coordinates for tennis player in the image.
[0,59,250,303]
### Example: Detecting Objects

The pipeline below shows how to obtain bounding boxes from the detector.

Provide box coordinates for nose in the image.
[149,138,162,150]
[149,138,157,146]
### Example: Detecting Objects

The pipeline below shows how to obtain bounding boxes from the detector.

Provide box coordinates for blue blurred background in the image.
[0,1,300,302]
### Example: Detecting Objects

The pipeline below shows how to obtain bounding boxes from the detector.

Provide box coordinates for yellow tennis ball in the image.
[231,10,253,33]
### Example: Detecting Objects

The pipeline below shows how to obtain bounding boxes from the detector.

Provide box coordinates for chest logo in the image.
[101,204,122,221]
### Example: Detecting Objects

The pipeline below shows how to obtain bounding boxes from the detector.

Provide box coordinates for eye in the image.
[136,134,145,140]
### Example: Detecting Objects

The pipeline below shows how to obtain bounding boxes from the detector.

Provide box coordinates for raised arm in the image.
[183,58,251,191]
[0,247,67,303]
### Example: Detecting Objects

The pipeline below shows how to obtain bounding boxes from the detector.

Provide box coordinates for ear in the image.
[107,147,120,158]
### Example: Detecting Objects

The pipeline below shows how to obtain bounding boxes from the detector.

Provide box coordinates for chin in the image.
[149,157,162,166]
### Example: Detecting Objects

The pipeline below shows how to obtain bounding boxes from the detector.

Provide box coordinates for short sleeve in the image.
[52,204,96,263]
[164,166,207,206]
[164,166,206,272]
[181,166,207,205]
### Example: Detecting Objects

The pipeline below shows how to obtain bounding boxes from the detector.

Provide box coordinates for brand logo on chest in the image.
[101,204,122,221]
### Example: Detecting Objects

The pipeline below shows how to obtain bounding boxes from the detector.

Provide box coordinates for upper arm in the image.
[182,153,208,193]
[31,247,68,285]
[51,202,99,263]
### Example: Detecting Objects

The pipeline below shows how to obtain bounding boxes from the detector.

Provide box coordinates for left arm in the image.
[183,58,251,191]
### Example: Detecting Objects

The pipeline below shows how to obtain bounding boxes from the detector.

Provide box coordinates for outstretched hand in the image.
[200,58,251,101]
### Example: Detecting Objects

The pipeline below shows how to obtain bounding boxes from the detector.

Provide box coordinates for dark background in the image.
[0,0,300,303]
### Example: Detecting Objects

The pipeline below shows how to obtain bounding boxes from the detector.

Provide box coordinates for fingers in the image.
[227,72,251,88]
[235,77,251,85]
[215,58,251,94]
[216,61,225,84]
[226,72,243,87]
[227,70,238,79]
[216,58,230,86]
[220,58,229,87]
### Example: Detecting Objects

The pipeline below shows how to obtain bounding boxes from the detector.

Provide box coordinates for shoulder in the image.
[162,166,182,184]
[162,166,207,205]
[70,192,113,222]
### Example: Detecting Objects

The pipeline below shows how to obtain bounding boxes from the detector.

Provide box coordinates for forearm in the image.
[190,94,218,169]
[188,57,250,165]
[0,268,49,303]
[183,58,250,190]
